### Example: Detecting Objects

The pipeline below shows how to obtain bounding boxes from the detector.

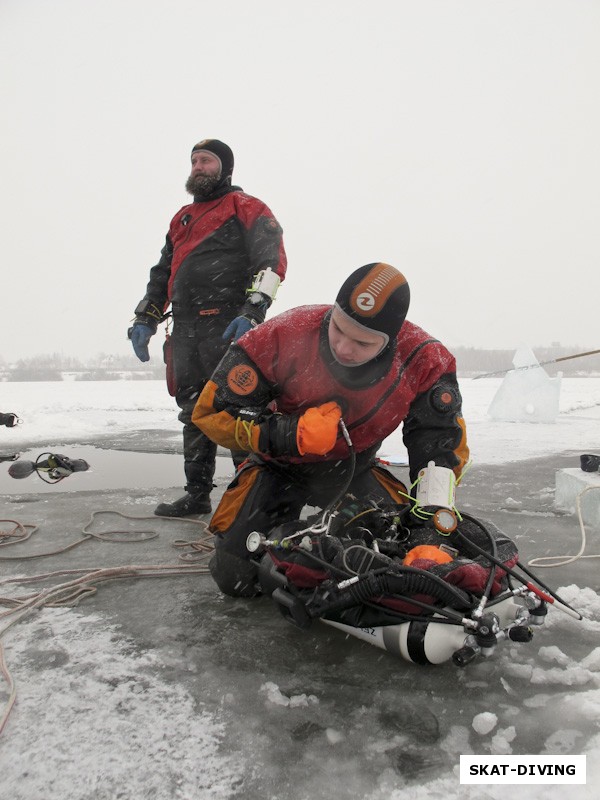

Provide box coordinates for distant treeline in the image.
[0,346,598,381]
[0,353,165,382]
[452,345,600,377]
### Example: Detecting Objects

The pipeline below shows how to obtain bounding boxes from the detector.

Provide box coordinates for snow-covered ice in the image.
[1,377,599,799]
[2,375,600,465]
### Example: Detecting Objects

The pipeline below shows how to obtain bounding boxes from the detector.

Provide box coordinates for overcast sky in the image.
[1,0,599,362]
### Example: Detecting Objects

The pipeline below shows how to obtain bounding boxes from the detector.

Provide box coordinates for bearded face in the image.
[185,172,222,197]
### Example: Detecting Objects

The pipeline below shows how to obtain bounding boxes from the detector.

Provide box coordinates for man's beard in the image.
[185,172,222,197]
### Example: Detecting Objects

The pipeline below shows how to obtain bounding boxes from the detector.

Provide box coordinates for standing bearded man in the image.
[129,138,287,517]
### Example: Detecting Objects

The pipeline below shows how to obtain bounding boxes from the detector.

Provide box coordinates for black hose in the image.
[359,596,466,624]
[321,421,357,515]
[307,564,472,618]
[452,516,580,617]
[459,512,498,601]
[302,418,357,535]
[286,538,473,612]
[367,567,472,608]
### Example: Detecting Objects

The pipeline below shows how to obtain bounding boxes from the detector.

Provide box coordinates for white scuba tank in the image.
[321,597,525,665]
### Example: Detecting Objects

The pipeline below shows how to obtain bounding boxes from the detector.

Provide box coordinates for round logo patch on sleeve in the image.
[227,364,259,395]
[430,384,459,413]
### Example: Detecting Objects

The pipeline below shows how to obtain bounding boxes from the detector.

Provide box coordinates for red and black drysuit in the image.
[192,305,470,596]
[136,182,287,494]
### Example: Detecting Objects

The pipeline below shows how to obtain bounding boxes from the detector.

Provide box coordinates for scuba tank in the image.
[321,596,529,666]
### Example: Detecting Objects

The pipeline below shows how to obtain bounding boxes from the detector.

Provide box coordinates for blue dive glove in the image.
[222,316,257,342]
[129,323,155,362]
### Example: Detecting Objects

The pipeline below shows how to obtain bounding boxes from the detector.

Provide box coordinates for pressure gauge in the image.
[433,507,458,535]
[246,531,267,553]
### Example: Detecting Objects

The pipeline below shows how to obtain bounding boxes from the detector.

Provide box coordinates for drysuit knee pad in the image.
[209,548,260,598]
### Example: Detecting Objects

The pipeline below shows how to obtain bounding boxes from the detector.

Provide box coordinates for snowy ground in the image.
[2,375,600,464]
[1,377,600,800]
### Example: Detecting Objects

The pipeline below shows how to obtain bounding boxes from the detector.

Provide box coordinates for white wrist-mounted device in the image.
[247,268,281,305]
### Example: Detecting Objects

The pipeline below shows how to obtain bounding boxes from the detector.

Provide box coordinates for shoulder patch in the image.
[430,384,460,413]
[227,364,259,396]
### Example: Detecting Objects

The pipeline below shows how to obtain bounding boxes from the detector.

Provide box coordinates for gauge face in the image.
[433,508,457,534]
[246,531,264,553]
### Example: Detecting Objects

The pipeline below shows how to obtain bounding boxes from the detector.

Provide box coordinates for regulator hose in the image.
[307,564,472,618]
[454,513,580,616]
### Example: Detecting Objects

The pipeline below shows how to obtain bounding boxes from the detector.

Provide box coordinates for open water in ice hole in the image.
[0,446,236,495]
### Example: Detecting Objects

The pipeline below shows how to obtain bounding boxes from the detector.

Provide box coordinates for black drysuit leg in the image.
[171,321,231,493]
